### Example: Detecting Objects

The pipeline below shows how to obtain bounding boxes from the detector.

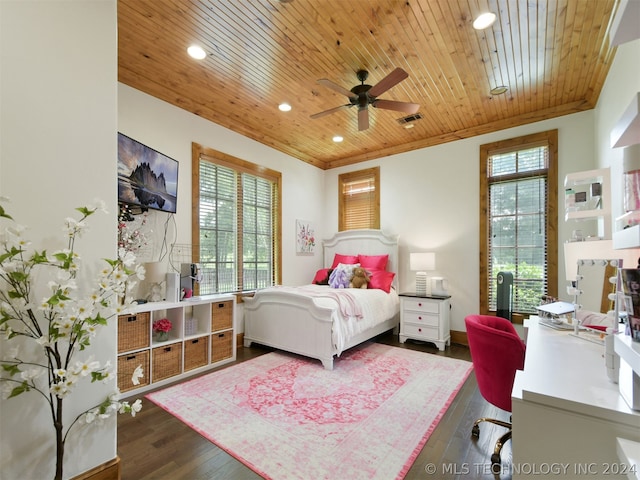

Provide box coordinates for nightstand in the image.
[398,293,451,351]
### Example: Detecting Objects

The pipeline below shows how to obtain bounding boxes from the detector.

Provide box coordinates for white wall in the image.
[0,1,117,479]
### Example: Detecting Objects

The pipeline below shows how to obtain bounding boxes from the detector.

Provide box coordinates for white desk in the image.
[511,317,640,479]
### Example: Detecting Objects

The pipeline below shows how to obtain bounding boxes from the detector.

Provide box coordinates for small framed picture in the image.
[296,220,315,255]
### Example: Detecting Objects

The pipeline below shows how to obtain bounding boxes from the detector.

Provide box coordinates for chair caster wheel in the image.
[471,424,480,437]
[491,454,502,474]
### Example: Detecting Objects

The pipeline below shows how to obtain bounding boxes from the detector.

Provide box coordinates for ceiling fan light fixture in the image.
[278,103,292,112]
[490,85,509,95]
[473,12,497,30]
[187,45,207,60]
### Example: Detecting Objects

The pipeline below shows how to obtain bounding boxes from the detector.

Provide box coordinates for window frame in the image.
[192,143,282,294]
[479,130,558,320]
[338,167,380,231]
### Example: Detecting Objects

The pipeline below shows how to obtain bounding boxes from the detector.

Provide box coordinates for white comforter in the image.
[264,284,400,355]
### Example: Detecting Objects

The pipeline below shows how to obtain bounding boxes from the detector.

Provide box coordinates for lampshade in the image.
[410,252,435,272]
[144,262,165,284]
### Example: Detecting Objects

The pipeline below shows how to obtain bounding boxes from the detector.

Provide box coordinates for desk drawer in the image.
[404,311,439,327]
[403,298,439,314]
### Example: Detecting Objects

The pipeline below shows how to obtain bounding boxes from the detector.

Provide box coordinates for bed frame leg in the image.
[244,338,253,348]
[321,357,334,370]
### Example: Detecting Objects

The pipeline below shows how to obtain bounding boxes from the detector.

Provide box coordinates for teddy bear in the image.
[349,267,370,289]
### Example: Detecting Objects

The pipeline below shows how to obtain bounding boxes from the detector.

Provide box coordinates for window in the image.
[479,130,558,317]
[192,144,281,294]
[338,167,380,231]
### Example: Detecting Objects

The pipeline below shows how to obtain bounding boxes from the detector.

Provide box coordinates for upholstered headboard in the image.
[322,229,400,287]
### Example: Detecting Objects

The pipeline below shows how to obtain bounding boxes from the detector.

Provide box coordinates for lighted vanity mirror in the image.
[575,258,621,327]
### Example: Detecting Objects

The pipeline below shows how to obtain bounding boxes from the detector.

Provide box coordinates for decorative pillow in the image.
[368,270,395,293]
[312,268,332,285]
[331,254,359,269]
[329,263,360,289]
[358,254,389,271]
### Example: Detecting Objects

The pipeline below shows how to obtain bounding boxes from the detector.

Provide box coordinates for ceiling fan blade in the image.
[368,67,409,98]
[358,108,369,131]
[310,104,352,119]
[373,99,420,114]
[317,79,358,100]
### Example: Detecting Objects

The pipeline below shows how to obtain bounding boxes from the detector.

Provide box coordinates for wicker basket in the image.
[211,301,233,332]
[118,312,150,353]
[152,342,182,382]
[211,331,233,363]
[184,336,208,371]
[117,350,150,393]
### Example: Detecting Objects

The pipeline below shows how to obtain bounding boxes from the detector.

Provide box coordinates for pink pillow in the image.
[312,268,331,285]
[358,254,389,271]
[331,253,359,268]
[368,270,395,293]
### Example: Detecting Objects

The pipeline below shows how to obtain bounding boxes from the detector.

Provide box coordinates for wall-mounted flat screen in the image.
[117,132,178,214]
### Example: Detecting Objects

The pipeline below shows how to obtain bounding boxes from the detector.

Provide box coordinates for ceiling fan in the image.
[310,67,420,131]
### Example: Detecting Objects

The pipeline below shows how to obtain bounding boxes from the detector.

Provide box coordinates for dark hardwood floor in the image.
[117,332,513,479]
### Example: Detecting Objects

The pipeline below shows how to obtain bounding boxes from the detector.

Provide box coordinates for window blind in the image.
[196,151,280,294]
[487,145,549,313]
[339,167,380,231]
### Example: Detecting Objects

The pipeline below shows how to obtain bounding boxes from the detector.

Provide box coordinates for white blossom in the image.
[20,368,42,382]
[72,357,100,377]
[130,399,142,416]
[50,381,70,398]
[131,365,144,386]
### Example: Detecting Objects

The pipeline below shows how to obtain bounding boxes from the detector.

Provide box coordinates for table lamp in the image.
[410,252,435,296]
[144,261,165,302]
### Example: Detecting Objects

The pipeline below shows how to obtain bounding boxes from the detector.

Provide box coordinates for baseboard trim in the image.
[71,456,120,480]
[450,330,468,346]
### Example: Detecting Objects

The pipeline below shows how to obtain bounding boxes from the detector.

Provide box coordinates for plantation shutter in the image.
[487,145,549,313]
[339,167,380,231]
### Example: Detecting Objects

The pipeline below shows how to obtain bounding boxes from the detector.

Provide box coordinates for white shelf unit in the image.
[116,294,236,396]
[565,167,611,239]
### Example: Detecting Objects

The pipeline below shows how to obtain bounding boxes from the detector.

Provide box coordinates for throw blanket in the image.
[270,285,363,319]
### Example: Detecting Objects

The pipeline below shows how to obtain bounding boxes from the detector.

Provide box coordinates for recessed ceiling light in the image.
[278,103,292,112]
[404,123,415,129]
[187,45,207,60]
[332,136,344,143]
[473,12,497,30]
[490,86,509,95]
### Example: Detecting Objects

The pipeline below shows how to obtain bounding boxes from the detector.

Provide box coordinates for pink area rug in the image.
[146,342,472,480]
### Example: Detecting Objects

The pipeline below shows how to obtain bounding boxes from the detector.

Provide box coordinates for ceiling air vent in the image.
[397,113,423,125]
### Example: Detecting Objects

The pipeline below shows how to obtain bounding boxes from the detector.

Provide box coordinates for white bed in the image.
[243,229,400,369]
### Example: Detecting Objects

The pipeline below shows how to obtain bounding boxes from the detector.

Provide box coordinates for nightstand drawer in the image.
[404,311,439,326]
[402,323,438,339]
[403,298,439,314]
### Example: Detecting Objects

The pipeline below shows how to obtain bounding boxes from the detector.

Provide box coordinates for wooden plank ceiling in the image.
[118,0,618,170]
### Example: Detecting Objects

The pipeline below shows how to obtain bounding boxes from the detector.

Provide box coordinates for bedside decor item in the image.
[410,252,435,296]
[153,318,173,342]
[0,200,144,480]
